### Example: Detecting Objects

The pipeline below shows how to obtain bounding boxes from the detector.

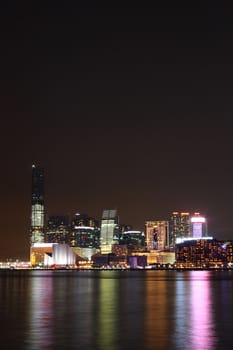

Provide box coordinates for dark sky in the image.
[1,1,233,260]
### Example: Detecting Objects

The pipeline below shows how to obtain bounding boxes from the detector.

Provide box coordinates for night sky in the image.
[1,2,233,260]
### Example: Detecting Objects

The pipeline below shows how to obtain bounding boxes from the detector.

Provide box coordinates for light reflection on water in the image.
[189,271,216,349]
[174,271,217,350]
[26,271,54,350]
[1,270,233,349]
[96,272,119,349]
[145,273,170,350]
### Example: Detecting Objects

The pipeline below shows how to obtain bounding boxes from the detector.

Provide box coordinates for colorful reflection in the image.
[174,271,217,350]
[189,272,216,349]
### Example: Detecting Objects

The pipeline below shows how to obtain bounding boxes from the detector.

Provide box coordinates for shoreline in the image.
[1,267,233,272]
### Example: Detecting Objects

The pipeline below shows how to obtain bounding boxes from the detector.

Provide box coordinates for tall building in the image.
[30,164,45,245]
[180,212,191,237]
[100,209,119,254]
[169,212,180,250]
[169,212,191,250]
[145,221,169,251]
[46,215,70,244]
[190,212,208,238]
[69,213,100,249]
[169,211,208,249]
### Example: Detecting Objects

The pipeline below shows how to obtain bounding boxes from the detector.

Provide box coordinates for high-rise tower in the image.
[190,212,208,238]
[30,164,45,244]
[100,209,119,254]
[145,220,169,251]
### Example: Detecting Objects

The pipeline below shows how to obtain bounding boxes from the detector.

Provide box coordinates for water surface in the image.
[1,269,233,350]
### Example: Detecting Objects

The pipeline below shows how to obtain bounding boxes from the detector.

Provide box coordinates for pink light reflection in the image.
[189,271,216,350]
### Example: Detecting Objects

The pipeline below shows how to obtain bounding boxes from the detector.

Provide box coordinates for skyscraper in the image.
[69,213,100,248]
[190,212,208,238]
[30,164,45,244]
[169,212,191,250]
[100,209,119,254]
[169,211,208,247]
[145,220,169,251]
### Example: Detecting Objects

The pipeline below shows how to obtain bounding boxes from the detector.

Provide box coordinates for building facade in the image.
[175,238,233,268]
[46,215,70,244]
[145,221,169,251]
[169,212,191,250]
[30,164,45,245]
[169,211,208,250]
[119,230,146,250]
[100,209,119,254]
[69,213,100,248]
[190,212,208,238]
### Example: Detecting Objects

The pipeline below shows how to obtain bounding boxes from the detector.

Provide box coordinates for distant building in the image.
[72,247,97,261]
[175,238,232,267]
[112,244,128,256]
[119,230,146,249]
[46,215,70,244]
[190,212,208,238]
[145,221,169,251]
[119,224,133,233]
[129,250,175,265]
[71,213,99,228]
[169,212,191,250]
[169,211,208,250]
[100,209,119,254]
[128,255,147,269]
[30,164,45,245]
[30,243,76,267]
[69,213,100,248]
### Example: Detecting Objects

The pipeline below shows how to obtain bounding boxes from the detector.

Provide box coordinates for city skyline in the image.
[1,2,233,259]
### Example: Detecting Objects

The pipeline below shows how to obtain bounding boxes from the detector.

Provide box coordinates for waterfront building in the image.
[30,164,45,245]
[100,209,119,254]
[46,215,70,244]
[175,238,232,268]
[30,243,76,267]
[127,250,175,265]
[72,247,97,261]
[128,255,147,269]
[145,221,169,251]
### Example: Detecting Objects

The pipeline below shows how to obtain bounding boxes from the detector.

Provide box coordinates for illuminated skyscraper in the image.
[30,164,45,245]
[100,209,119,254]
[145,220,169,251]
[190,212,208,238]
[169,211,208,248]
[69,213,100,248]
[169,212,191,250]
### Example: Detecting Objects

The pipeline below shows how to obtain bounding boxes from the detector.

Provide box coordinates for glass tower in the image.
[100,209,119,254]
[30,164,45,244]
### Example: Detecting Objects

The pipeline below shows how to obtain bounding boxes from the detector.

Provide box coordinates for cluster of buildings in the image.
[30,165,233,269]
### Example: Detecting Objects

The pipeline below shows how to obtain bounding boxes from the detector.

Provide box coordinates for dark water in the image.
[1,270,233,350]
